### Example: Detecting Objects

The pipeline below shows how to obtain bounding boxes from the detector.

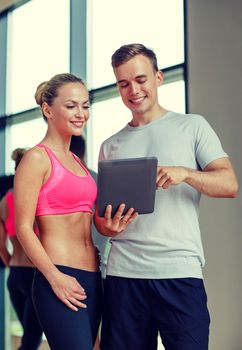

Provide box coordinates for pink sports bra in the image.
[35,144,97,216]
[5,191,15,237]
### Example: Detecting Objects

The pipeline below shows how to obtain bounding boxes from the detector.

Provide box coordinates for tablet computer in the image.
[97,157,158,217]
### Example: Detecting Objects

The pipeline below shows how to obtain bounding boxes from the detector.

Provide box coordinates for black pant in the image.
[32,265,103,350]
[101,276,210,350]
[7,267,43,350]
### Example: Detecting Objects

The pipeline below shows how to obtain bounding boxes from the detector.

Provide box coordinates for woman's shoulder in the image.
[16,145,49,174]
[25,145,48,161]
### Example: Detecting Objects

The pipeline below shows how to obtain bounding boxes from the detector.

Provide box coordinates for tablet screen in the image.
[97,157,158,217]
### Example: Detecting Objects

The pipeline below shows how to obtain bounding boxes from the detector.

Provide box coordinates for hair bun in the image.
[11,148,26,161]
[35,81,48,105]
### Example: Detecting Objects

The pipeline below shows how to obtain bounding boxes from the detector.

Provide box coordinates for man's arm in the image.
[157,157,239,198]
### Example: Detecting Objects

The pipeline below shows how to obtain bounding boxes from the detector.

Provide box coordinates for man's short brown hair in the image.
[111,43,159,72]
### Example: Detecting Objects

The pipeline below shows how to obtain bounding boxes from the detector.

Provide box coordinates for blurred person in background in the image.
[0,148,43,350]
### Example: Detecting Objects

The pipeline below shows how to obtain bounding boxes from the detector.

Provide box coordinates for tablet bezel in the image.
[97,156,158,217]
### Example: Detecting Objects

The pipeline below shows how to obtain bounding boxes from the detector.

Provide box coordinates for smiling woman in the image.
[13,73,103,350]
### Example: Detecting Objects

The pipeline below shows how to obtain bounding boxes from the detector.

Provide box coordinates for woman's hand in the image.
[94,204,138,237]
[50,271,87,311]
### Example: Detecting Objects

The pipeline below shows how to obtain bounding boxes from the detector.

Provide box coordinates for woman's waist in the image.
[44,242,100,272]
[40,226,95,251]
[9,253,34,267]
[37,212,92,235]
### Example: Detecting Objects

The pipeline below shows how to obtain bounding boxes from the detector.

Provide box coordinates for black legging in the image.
[7,267,43,350]
[32,265,103,350]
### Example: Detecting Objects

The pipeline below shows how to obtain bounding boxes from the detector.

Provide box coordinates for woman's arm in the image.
[14,148,86,311]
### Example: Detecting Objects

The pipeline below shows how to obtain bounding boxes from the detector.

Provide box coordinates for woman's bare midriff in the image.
[36,211,100,272]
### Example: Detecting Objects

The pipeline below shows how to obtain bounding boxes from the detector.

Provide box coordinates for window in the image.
[6,0,70,115]
[88,96,131,170]
[6,116,47,174]
[87,0,184,88]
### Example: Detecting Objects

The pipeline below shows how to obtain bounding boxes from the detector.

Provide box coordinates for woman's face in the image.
[44,82,90,136]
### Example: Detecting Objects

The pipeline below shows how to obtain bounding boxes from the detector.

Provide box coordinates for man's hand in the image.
[94,204,138,237]
[156,166,188,189]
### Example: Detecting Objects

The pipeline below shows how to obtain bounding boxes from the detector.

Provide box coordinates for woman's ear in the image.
[42,102,52,120]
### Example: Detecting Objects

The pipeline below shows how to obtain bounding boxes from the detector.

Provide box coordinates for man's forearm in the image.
[185,167,238,198]
[157,158,239,197]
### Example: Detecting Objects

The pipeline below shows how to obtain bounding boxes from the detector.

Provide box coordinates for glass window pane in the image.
[88,0,184,88]
[5,117,47,174]
[158,80,186,114]
[88,96,131,171]
[88,80,185,171]
[6,0,70,114]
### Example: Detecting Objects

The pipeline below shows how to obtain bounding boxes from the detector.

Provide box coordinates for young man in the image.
[94,43,239,350]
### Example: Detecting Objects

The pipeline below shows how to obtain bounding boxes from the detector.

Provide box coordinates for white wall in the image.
[186,1,242,349]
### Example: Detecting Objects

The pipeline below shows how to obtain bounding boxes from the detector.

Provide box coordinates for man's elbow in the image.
[227,181,239,198]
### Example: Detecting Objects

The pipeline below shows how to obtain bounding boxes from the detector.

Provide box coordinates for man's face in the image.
[114,54,163,118]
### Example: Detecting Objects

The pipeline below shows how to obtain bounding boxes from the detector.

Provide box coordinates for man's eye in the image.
[66,105,75,108]
[137,79,146,84]
[119,83,128,88]
[83,105,90,109]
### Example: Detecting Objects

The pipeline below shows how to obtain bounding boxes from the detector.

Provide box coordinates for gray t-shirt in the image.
[98,111,228,279]
[89,170,111,278]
